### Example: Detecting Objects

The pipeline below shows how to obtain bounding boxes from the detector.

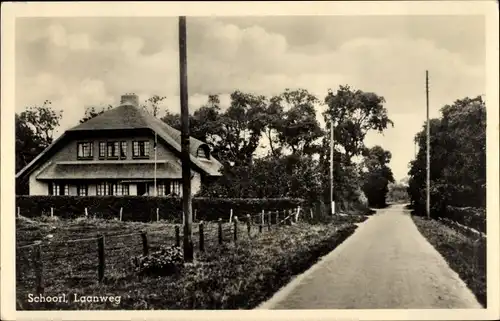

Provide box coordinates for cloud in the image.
[15,16,485,180]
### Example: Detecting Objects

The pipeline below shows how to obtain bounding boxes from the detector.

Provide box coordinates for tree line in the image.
[16,86,396,209]
[407,95,486,216]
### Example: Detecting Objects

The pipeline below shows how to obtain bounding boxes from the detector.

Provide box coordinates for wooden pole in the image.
[85,207,88,218]
[97,235,105,283]
[199,221,205,252]
[233,216,238,241]
[229,208,233,223]
[330,118,335,216]
[246,214,251,237]
[34,243,44,294]
[119,207,123,221]
[426,70,431,220]
[50,207,53,218]
[17,206,20,217]
[141,231,149,256]
[267,211,271,231]
[218,218,223,244]
[179,15,193,262]
[175,225,180,247]
[261,209,264,225]
[156,208,159,222]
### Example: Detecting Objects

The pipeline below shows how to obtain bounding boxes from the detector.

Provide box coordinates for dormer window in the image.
[196,145,210,159]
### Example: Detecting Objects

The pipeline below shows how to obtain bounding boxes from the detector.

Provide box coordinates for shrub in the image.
[16,196,305,222]
[445,206,486,233]
[131,246,184,276]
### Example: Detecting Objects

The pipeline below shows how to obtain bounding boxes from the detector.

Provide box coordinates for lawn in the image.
[411,215,486,307]
[16,214,367,310]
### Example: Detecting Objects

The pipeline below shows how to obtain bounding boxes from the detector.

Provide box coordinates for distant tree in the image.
[79,105,112,123]
[360,145,395,208]
[142,95,167,117]
[386,183,410,203]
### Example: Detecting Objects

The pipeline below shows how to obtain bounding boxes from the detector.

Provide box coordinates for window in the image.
[96,182,109,196]
[157,182,166,196]
[50,183,60,195]
[77,185,88,196]
[49,183,67,195]
[112,183,129,196]
[120,141,127,158]
[107,141,119,158]
[197,146,210,159]
[170,180,181,196]
[133,141,150,158]
[77,142,93,159]
[99,142,106,158]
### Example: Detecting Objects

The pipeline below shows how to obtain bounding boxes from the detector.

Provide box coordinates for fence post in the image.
[119,207,123,221]
[246,214,251,238]
[156,208,159,222]
[17,206,20,217]
[175,225,180,247]
[34,243,44,294]
[199,221,205,252]
[276,211,280,225]
[295,206,300,222]
[218,218,223,244]
[261,209,264,226]
[50,207,54,218]
[97,235,105,283]
[267,211,271,231]
[229,209,233,223]
[287,210,292,226]
[310,208,313,220]
[85,207,89,218]
[140,231,149,256]
[233,216,238,241]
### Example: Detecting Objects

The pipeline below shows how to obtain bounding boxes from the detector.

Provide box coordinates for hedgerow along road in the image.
[258,204,482,309]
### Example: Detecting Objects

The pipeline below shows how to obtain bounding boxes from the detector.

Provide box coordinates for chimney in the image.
[120,93,139,107]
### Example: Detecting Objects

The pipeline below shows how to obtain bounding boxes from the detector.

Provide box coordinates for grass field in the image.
[16,213,367,310]
[411,215,487,307]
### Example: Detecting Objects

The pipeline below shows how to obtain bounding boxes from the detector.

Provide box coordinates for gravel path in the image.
[259,204,482,309]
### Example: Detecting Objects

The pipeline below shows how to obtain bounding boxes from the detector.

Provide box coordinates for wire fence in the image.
[16,207,305,296]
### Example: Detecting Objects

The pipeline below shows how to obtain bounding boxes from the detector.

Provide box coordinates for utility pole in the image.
[330,119,335,216]
[179,16,193,261]
[426,70,430,219]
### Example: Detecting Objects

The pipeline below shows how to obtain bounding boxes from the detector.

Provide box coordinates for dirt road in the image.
[259,204,482,309]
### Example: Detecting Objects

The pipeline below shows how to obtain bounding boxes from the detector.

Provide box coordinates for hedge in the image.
[15,196,305,222]
[444,206,486,233]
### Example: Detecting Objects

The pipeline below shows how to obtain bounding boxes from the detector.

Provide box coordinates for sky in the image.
[15,15,486,181]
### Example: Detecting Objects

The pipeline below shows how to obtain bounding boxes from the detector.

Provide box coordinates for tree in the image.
[16,101,63,193]
[80,105,113,123]
[360,146,395,208]
[142,95,167,117]
[323,85,393,163]
[407,95,486,216]
[19,101,62,148]
[267,89,324,156]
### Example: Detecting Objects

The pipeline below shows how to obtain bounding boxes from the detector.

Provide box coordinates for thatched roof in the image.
[16,103,223,179]
[37,161,183,180]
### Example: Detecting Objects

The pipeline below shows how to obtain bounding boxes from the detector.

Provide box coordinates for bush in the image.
[444,206,486,233]
[15,196,305,222]
[131,246,184,276]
